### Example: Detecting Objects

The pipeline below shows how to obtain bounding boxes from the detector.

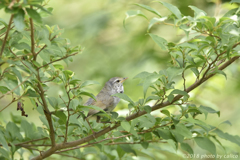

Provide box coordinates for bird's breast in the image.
[102,96,119,112]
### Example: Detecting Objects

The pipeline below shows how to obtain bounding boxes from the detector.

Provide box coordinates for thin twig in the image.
[36,35,57,56]
[38,52,79,69]
[29,6,36,60]
[0,94,24,112]
[0,14,14,57]
[64,82,72,143]
[0,75,32,100]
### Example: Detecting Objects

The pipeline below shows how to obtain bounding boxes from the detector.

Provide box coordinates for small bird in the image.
[83,77,128,122]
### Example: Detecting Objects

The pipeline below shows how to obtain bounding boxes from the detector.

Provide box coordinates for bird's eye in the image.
[116,80,120,83]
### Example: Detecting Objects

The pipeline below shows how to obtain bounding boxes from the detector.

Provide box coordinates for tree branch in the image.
[64,84,72,143]
[36,69,56,147]
[0,14,14,57]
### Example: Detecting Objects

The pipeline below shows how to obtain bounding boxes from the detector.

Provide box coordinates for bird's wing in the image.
[84,98,94,106]
[87,100,107,116]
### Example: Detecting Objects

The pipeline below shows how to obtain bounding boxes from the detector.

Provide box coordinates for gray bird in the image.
[83,77,128,121]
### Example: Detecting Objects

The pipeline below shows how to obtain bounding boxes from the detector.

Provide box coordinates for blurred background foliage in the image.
[0,0,240,159]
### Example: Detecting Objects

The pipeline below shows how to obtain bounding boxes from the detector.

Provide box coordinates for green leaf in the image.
[143,105,152,114]
[178,43,198,50]
[69,79,81,85]
[120,144,137,156]
[87,105,107,113]
[33,4,52,16]
[9,31,23,46]
[39,115,49,128]
[13,9,25,32]
[123,10,148,27]
[166,67,184,81]
[148,17,167,31]
[111,112,118,119]
[171,130,184,143]
[54,111,67,124]
[170,89,189,101]
[175,123,192,138]
[145,95,160,103]
[0,86,10,94]
[198,105,220,120]
[158,1,182,19]
[26,8,42,23]
[53,64,64,70]
[215,70,227,79]
[194,137,216,155]
[21,120,33,139]
[219,120,232,126]
[63,70,74,79]
[134,71,152,79]
[141,142,149,149]
[6,122,22,140]
[48,97,58,109]
[39,50,51,63]
[149,33,168,50]
[25,88,39,97]
[167,139,177,151]
[144,132,152,140]
[113,93,134,105]
[79,92,96,101]
[12,42,30,51]
[190,68,199,77]
[181,143,193,154]
[230,0,240,3]
[0,132,9,151]
[116,145,125,158]
[213,128,240,147]
[81,80,99,88]
[11,66,22,82]
[142,73,160,98]
[138,114,156,128]
[182,118,211,131]
[167,94,174,103]
[161,109,171,117]
[121,121,131,132]
[158,129,175,140]
[134,3,161,17]
[0,148,9,159]
[189,5,207,17]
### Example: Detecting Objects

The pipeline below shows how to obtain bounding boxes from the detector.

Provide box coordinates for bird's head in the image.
[105,77,128,94]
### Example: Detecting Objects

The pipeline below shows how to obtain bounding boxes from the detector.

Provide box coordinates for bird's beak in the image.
[120,77,128,83]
